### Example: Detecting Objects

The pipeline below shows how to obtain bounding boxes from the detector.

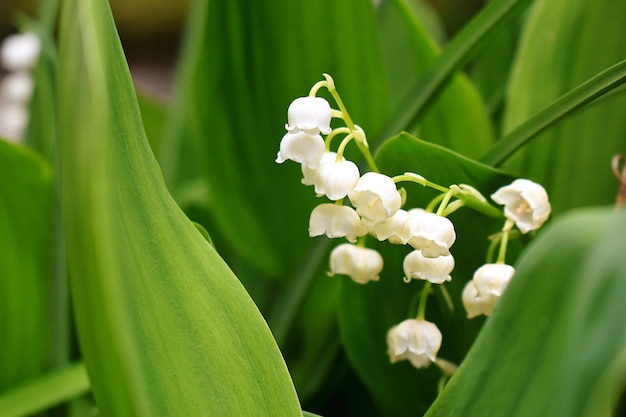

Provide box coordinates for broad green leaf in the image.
[426,208,626,417]
[375,0,533,146]
[0,363,89,417]
[338,133,515,416]
[482,60,626,166]
[502,0,626,213]
[161,0,388,277]
[378,0,494,158]
[58,0,301,415]
[0,140,51,392]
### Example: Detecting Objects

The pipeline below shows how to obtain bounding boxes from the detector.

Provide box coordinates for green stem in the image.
[392,173,449,193]
[335,134,355,161]
[416,281,432,319]
[355,139,380,172]
[497,219,514,264]
[324,127,351,152]
[436,190,454,216]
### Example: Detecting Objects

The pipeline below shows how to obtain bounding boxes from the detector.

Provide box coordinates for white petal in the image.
[1,32,41,71]
[286,96,332,134]
[461,281,495,319]
[491,179,551,233]
[0,72,34,103]
[386,319,442,369]
[472,263,515,298]
[329,243,383,284]
[404,209,456,257]
[348,172,401,224]
[276,130,325,167]
[403,250,454,284]
[368,209,410,244]
[309,204,366,242]
[314,159,360,201]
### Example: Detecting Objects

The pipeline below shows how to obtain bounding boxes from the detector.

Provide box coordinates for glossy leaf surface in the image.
[58,0,301,415]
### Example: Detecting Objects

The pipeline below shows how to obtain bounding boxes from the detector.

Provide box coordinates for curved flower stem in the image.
[335,134,355,161]
[324,127,351,152]
[416,281,432,320]
[426,193,446,213]
[497,219,515,264]
[308,80,328,97]
[392,173,449,193]
[355,140,380,173]
[436,190,454,216]
[438,284,454,312]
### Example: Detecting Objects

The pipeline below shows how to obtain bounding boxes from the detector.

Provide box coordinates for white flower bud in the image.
[314,158,360,201]
[329,243,383,284]
[309,204,366,242]
[461,281,491,319]
[0,72,35,104]
[386,319,442,369]
[491,179,551,233]
[404,209,456,257]
[1,32,41,71]
[462,263,515,318]
[348,172,401,224]
[0,102,28,142]
[276,130,325,168]
[286,96,332,135]
[403,250,454,284]
[472,263,514,298]
[368,209,410,244]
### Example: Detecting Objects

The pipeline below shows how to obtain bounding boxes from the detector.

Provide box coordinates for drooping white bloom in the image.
[403,250,454,284]
[348,172,401,224]
[491,179,551,233]
[276,130,325,168]
[403,209,456,257]
[472,263,515,298]
[286,96,332,135]
[462,263,515,318]
[0,72,34,103]
[329,243,383,284]
[0,32,41,71]
[301,151,334,185]
[314,158,360,201]
[461,281,491,319]
[309,204,366,242]
[386,319,442,369]
[0,102,28,142]
[368,209,410,244]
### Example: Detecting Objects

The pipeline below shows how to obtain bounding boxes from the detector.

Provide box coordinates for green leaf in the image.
[502,0,626,213]
[57,0,301,415]
[0,140,51,391]
[338,133,515,416]
[0,363,89,417]
[377,0,495,158]
[375,0,533,146]
[483,60,626,167]
[426,208,626,417]
[161,0,388,277]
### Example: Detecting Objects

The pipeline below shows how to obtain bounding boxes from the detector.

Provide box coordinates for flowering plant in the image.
[1,0,625,416]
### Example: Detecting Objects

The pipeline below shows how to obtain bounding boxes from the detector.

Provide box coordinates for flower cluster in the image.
[0,32,41,142]
[276,75,551,375]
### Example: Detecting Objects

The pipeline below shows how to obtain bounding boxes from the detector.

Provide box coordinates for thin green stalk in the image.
[481,59,626,166]
[375,0,533,148]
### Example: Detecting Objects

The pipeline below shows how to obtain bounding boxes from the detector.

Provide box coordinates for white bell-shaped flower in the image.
[329,243,383,284]
[404,209,456,258]
[386,319,442,369]
[368,209,410,244]
[462,263,515,318]
[461,281,493,319]
[491,179,551,233]
[0,72,34,103]
[472,263,515,298]
[0,102,28,142]
[403,250,454,284]
[309,204,366,242]
[276,130,325,168]
[1,32,41,71]
[314,158,360,201]
[301,151,334,186]
[348,172,401,224]
[286,96,332,135]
